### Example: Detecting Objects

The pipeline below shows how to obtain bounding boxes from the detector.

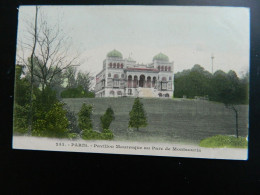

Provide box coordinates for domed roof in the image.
[153,53,169,62]
[107,49,123,58]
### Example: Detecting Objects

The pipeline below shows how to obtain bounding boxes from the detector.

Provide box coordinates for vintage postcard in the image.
[13,5,249,160]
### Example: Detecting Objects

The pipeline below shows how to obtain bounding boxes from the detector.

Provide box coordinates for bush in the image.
[81,129,113,140]
[100,107,115,130]
[61,86,95,98]
[13,103,30,134]
[199,135,248,148]
[78,103,93,130]
[32,102,70,138]
[63,104,81,134]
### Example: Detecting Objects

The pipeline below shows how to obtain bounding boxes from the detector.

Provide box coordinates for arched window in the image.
[109,63,112,68]
[162,77,167,81]
[165,93,169,98]
[168,66,171,71]
[133,75,138,88]
[117,91,122,96]
[147,76,151,88]
[128,75,132,88]
[165,66,167,71]
[121,63,124,69]
[113,63,116,68]
[152,77,156,87]
[117,63,120,68]
[158,93,162,97]
[110,91,115,96]
[161,66,164,71]
[169,76,171,80]
[108,73,111,77]
[114,74,119,79]
[158,66,160,71]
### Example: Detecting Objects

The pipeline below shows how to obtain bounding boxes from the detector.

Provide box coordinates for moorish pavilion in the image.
[95,49,174,98]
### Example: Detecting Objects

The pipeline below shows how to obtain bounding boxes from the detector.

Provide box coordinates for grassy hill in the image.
[62,97,248,144]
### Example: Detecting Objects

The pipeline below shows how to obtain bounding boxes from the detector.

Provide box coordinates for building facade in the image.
[95,50,174,98]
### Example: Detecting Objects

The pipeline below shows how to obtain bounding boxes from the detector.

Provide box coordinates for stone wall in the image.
[63,98,249,143]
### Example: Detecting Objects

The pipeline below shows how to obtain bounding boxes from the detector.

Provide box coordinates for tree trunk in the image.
[27,6,38,135]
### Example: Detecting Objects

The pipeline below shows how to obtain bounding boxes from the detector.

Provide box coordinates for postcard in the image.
[13,5,249,160]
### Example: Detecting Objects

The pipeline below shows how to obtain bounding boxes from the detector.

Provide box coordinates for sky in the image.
[16,5,250,77]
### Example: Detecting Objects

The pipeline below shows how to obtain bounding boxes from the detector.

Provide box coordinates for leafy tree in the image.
[128,97,147,131]
[64,66,77,88]
[174,64,212,98]
[100,107,115,130]
[76,71,94,92]
[61,86,95,98]
[78,103,93,130]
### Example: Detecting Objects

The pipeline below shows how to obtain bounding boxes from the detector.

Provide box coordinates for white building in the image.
[95,50,174,98]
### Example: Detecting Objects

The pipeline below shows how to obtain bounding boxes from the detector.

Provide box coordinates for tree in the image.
[76,71,93,92]
[78,103,93,130]
[17,6,81,134]
[219,70,243,138]
[128,97,147,131]
[100,107,115,130]
[174,64,212,98]
[64,66,77,88]
[17,6,81,93]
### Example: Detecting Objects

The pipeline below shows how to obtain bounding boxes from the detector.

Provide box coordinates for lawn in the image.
[199,135,248,148]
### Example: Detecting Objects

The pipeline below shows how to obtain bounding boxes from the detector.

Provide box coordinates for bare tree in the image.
[17,7,81,93]
[16,6,81,134]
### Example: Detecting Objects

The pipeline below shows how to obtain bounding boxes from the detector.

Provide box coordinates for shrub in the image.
[199,135,248,148]
[81,129,113,140]
[63,104,81,134]
[102,129,114,140]
[13,103,30,134]
[32,102,69,138]
[100,107,115,130]
[78,103,93,130]
[128,97,147,131]
[81,129,101,140]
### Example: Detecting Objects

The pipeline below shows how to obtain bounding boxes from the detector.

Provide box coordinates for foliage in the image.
[128,97,147,131]
[63,104,81,134]
[64,66,77,88]
[100,107,115,130]
[199,135,248,148]
[32,102,70,138]
[61,86,95,98]
[13,103,30,134]
[14,65,31,106]
[174,64,212,99]
[33,86,58,113]
[76,71,93,92]
[81,129,113,140]
[78,103,93,130]
[174,65,249,105]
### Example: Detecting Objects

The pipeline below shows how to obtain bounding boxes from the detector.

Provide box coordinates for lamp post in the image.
[211,54,214,74]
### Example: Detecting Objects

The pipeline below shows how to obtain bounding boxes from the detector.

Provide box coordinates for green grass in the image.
[199,135,248,148]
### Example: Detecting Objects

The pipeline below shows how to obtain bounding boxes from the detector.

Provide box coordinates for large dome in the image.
[107,49,123,58]
[153,53,169,62]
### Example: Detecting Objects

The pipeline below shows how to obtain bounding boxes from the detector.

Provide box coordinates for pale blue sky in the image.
[17,5,250,77]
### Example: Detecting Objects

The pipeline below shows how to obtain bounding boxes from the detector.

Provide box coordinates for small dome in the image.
[107,49,123,58]
[153,53,169,62]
